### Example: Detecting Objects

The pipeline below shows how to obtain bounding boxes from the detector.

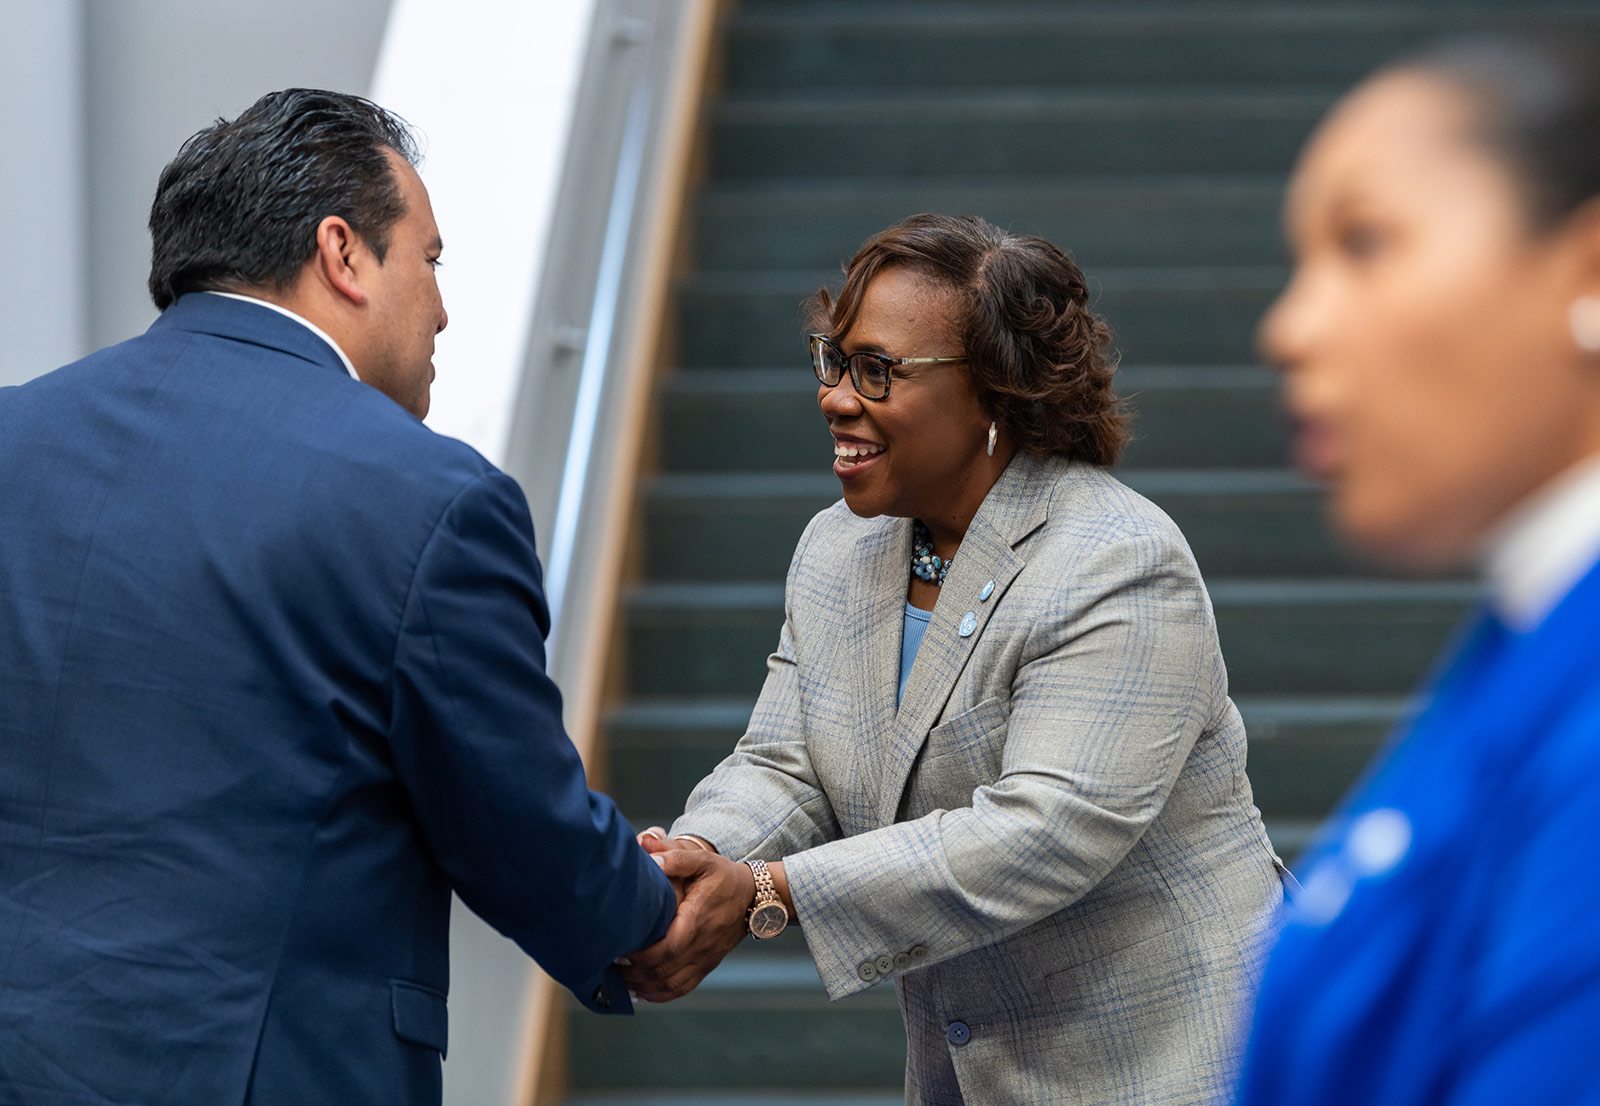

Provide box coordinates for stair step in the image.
[620,578,1474,699]
[657,366,1291,471]
[566,956,906,1090]
[563,1095,902,1106]
[639,468,1353,581]
[710,90,1333,180]
[741,0,1593,10]
[677,267,1284,367]
[696,178,1286,271]
[725,9,1490,93]
[606,696,1405,828]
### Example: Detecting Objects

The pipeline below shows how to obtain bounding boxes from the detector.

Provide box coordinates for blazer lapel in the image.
[873,454,1059,826]
[842,516,913,828]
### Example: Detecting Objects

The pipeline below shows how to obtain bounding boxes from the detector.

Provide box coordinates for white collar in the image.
[1483,451,1600,631]
[203,291,359,381]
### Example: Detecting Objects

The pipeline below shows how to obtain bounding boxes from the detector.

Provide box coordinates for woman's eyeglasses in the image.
[809,334,964,402]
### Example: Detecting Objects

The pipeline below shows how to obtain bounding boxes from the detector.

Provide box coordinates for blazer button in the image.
[893,952,911,970]
[874,954,895,975]
[857,961,878,983]
[910,944,928,961]
[946,1020,971,1046]
[592,985,612,1010]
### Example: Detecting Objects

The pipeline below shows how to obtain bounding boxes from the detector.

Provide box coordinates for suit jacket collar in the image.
[149,292,355,381]
[871,452,1071,825]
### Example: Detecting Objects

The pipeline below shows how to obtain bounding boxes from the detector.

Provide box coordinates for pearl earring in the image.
[987,421,997,457]
[1570,295,1600,352]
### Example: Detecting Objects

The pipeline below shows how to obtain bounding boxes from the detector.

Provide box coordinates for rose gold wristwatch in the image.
[744,859,788,939]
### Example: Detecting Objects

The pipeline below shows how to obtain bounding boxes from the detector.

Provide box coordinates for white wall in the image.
[2,0,394,385]
[373,0,600,467]
[0,0,88,385]
[83,0,394,351]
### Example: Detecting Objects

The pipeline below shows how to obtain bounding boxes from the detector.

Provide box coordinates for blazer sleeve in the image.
[670,514,843,860]
[387,469,676,1014]
[783,526,1220,1000]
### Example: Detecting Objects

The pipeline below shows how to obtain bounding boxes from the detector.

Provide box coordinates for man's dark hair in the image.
[148,88,420,310]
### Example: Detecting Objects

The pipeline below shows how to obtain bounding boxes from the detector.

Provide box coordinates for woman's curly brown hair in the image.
[807,213,1128,466]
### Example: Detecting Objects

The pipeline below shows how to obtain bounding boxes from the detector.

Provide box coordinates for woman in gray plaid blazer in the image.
[622,214,1286,1105]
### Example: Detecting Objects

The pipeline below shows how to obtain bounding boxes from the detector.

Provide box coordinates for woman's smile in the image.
[831,433,886,475]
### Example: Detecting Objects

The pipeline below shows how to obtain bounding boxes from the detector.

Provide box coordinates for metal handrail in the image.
[543,69,653,643]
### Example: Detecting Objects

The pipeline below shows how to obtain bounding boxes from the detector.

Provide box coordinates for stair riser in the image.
[724,27,1430,92]
[695,190,1287,271]
[678,282,1281,368]
[622,597,1465,698]
[710,113,1324,180]
[640,488,1352,581]
[657,381,1292,471]
[568,1002,908,1090]
[607,719,1392,825]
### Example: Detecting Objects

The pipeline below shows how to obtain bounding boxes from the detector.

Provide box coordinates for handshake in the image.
[616,829,789,1003]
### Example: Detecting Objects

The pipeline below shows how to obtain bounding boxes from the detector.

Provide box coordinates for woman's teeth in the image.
[834,441,885,468]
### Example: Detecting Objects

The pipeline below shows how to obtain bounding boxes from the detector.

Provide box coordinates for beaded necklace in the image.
[911,519,952,586]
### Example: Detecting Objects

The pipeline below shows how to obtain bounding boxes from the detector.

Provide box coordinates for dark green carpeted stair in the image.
[552,3,1594,1102]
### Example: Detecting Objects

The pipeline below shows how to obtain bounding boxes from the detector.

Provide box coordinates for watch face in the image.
[749,901,788,939]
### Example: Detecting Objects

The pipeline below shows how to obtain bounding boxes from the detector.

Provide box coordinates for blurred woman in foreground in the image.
[1237,31,1600,1106]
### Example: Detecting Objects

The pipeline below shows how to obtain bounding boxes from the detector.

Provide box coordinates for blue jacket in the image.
[0,294,676,1106]
[1235,558,1600,1106]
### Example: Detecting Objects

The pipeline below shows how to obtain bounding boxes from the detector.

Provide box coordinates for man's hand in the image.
[619,849,754,1002]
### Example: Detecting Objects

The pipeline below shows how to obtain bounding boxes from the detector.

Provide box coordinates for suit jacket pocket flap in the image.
[926,696,1009,749]
[391,980,448,1056]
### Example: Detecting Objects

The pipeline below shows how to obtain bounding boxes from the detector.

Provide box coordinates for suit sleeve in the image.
[670,514,843,859]
[783,527,1220,999]
[387,470,676,1014]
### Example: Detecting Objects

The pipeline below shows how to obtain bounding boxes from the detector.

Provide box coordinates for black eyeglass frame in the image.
[808,333,964,401]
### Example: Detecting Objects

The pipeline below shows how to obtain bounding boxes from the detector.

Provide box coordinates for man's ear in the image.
[313,215,368,306]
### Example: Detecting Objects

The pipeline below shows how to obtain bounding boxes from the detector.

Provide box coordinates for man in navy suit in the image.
[0,89,676,1106]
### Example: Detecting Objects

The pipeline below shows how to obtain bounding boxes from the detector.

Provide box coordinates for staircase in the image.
[551,2,1588,1102]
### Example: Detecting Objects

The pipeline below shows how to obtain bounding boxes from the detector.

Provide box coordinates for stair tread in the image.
[716,89,1338,119]
[626,577,1477,607]
[685,265,1287,295]
[662,366,1276,393]
[609,693,1410,729]
[645,468,1316,497]
[733,4,1590,28]
[563,1096,903,1106]
[701,175,1287,201]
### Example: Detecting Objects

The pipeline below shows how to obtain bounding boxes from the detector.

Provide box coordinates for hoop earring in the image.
[987,421,997,457]
[1571,295,1600,352]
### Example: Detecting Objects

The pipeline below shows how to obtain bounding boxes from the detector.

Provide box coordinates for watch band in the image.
[744,859,788,939]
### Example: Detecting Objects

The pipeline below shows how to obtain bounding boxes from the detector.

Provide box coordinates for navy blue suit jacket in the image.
[0,293,675,1106]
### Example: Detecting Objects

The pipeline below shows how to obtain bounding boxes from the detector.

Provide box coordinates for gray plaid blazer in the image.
[674,453,1284,1105]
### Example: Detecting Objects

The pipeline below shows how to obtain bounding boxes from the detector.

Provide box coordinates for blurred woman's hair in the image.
[1400,29,1600,227]
[807,213,1128,467]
